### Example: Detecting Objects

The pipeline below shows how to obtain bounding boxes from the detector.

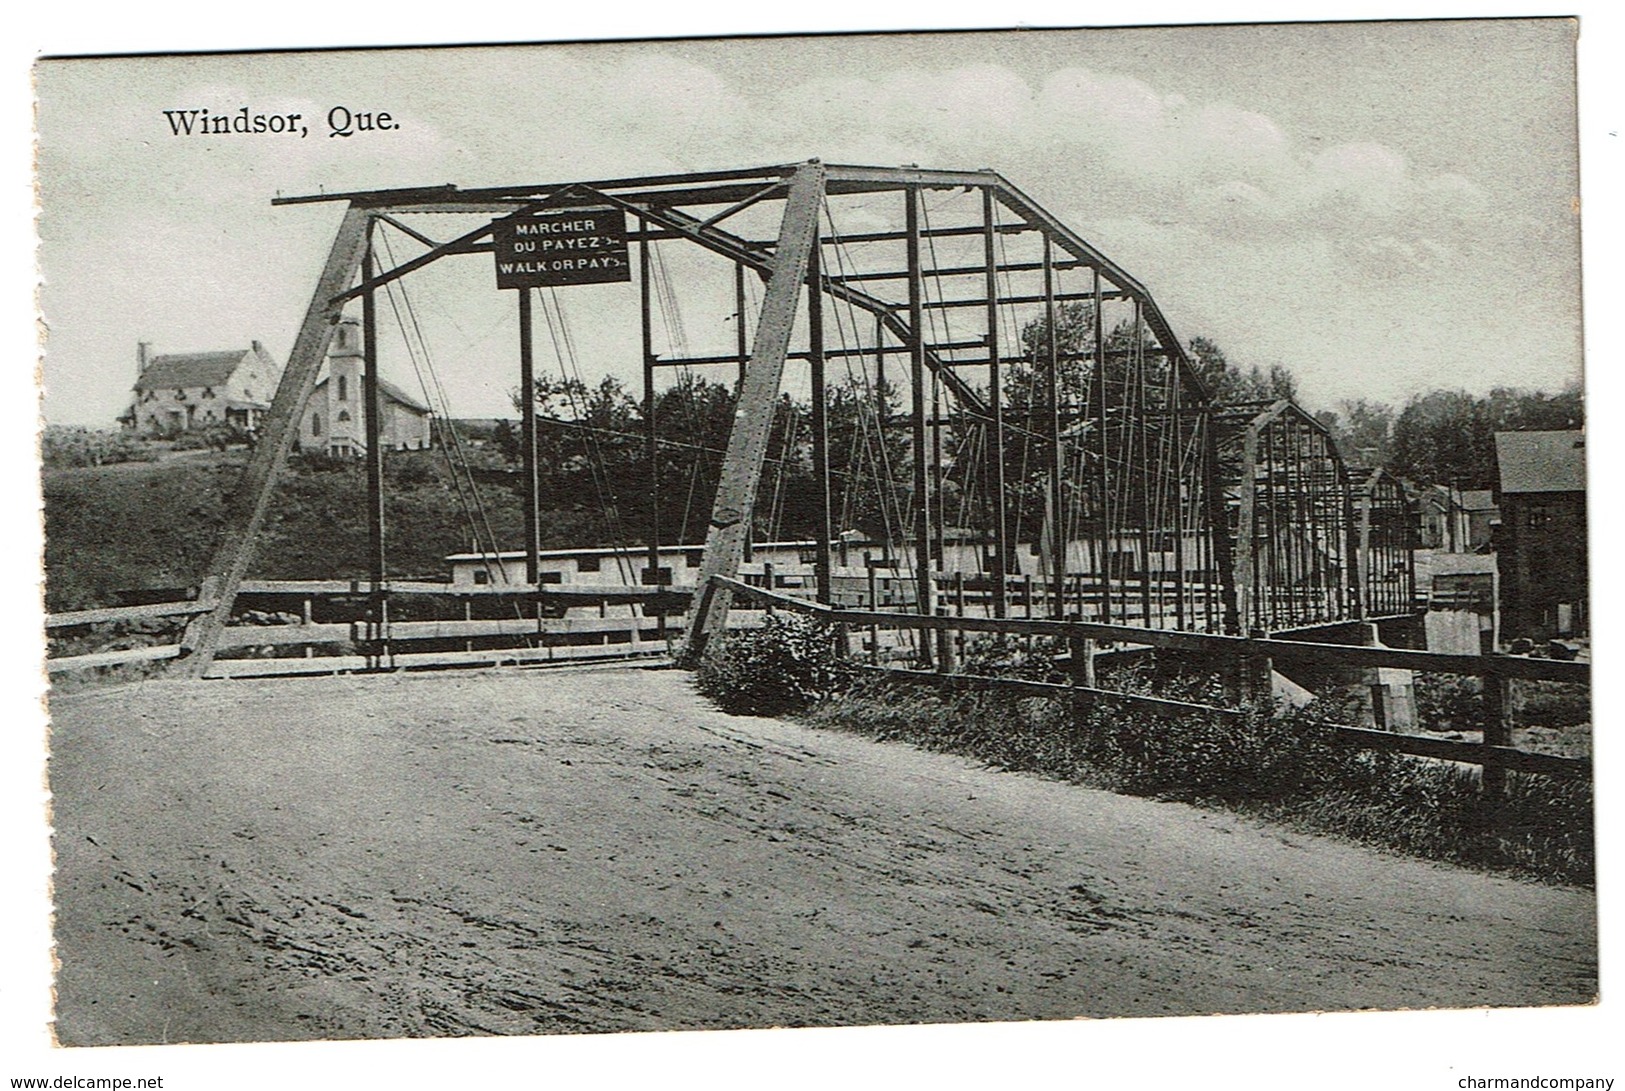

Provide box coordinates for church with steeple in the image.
[296,316,434,456]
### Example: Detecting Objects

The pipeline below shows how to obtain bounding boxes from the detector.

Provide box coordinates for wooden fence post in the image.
[866,554,880,664]
[1480,665,1514,826]
[1237,652,1273,705]
[1067,634,1097,689]
[953,571,966,665]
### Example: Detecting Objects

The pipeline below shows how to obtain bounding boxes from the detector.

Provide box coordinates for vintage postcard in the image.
[19,13,1612,1085]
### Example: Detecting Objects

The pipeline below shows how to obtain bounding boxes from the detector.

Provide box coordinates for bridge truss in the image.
[179,161,1414,673]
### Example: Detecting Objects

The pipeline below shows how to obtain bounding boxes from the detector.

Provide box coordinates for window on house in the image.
[338,375,348,401]
[201,387,215,399]
[337,410,351,423]
[538,571,563,585]
[473,569,490,585]
[1526,503,1552,529]
[174,389,186,399]
[577,555,601,573]
[312,413,322,436]
[686,551,703,568]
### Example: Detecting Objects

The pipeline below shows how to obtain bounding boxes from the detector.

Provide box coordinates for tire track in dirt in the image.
[49,667,1596,1045]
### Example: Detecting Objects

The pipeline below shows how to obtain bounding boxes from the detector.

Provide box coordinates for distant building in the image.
[122,340,280,436]
[1494,430,1587,639]
[296,317,433,456]
[1416,485,1498,552]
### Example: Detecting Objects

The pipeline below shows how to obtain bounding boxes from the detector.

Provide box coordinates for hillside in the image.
[40,449,612,612]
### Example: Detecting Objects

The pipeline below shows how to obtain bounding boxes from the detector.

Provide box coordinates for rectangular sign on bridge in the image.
[492,207,631,288]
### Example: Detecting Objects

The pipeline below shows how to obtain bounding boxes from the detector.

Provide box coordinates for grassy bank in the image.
[798,671,1592,886]
[41,449,609,612]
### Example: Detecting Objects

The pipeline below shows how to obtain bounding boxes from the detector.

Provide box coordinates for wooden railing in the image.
[45,583,705,678]
[709,575,1589,781]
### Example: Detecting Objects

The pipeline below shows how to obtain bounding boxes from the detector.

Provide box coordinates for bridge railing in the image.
[43,583,698,678]
[707,575,1589,783]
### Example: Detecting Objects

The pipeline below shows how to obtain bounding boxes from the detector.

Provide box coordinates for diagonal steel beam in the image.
[679,163,827,664]
[179,204,375,674]
[603,196,991,418]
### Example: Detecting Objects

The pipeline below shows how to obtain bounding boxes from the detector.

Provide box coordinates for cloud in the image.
[33,42,1576,426]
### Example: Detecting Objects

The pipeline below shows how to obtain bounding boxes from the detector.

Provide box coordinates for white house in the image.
[123,340,280,436]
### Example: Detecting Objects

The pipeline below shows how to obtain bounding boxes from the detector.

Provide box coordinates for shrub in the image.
[386,452,439,488]
[1414,672,1486,732]
[40,425,153,468]
[170,424,250,452]
[694,611,851,716]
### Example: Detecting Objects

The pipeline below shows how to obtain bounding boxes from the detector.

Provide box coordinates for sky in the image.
[34,19,1583,428]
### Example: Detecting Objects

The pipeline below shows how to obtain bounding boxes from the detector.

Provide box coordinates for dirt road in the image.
[49,666,1596,1045]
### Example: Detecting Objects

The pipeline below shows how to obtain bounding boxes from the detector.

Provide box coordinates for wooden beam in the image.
[48,644,184,674]
[46,600,211,629]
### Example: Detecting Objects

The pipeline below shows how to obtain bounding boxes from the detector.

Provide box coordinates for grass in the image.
[40,448,611,612]
[795,667,1594,887]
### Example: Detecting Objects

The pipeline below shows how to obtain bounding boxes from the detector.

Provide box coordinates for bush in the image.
[386,451,439,488]
[170,424,250,452]
[1414,672,1486,732]
[41,425,153,468]
[694,611,851,716]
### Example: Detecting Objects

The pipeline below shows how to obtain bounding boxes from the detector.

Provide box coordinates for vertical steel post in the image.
[906,186,935,667]
[1172,363,1187,630]
[1134,303,1154,628]
[1092,268,1111,625]
[983,188,1009,619]
[808,222,833,606]
[518,287,541,587]
[1235,422,1259,635]
[363,245,387,665]
[640,225,661,591]
[1044,236,1064,618]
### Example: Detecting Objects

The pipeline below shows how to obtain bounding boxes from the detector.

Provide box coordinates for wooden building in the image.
[1494,430,1586,639]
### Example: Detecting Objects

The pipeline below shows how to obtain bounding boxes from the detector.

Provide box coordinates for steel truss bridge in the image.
[178,161,1415,674]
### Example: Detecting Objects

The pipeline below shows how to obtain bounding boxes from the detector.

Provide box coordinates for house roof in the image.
[311,375,432,414]
[1421,485,1498,512]
[133,349,259,392]
[1495,430,1586,494]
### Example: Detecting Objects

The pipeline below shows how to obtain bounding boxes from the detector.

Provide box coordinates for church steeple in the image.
[326,315,364,454]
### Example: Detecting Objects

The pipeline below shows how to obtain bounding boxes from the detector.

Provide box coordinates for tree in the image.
[1186,336,1298,405]
[1317,398,1396,467]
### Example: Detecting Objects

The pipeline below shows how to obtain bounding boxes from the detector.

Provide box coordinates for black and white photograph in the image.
[9,7,1620,1087]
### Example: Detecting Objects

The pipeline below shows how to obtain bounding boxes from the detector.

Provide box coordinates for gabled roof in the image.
[311,375,432,414]
[133,349,254,391]
[1419,485,1498,511]
[1495,431,1586,494]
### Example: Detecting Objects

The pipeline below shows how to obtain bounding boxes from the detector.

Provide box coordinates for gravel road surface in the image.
[49,666,1597,1045]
